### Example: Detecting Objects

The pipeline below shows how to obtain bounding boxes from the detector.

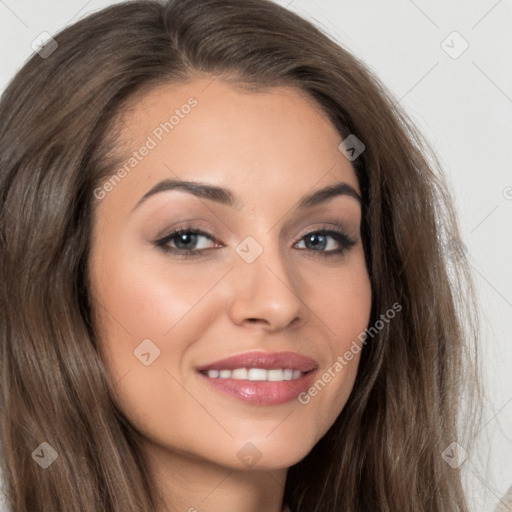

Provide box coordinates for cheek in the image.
[300,251,371,430]
[89,242,215,342]
[87,234,232,413]
[87,244,221,442]
[311,248,372,345]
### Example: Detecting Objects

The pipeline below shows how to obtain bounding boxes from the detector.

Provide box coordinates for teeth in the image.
[231,368,248,379]
[248,368,267,380]
[205,368,306,381]
[267,369,284,381]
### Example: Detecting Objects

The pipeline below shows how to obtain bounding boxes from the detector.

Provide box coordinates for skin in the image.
[88,77,372,512]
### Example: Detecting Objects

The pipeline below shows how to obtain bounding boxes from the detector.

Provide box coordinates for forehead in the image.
[98,77,360,215]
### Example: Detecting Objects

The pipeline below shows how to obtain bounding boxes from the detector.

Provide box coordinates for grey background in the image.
[1,0,511,510]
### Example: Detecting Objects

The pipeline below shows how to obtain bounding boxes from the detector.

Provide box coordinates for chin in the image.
[218,430,320,471]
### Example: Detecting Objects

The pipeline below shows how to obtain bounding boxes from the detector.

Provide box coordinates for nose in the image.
[225,239,308,332]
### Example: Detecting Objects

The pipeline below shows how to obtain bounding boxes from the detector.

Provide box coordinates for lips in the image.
[195,350,319,373]
[195,351,319,405]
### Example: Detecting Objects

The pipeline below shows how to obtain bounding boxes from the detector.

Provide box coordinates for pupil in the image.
[176,232,196,249]
[308,233,326,250]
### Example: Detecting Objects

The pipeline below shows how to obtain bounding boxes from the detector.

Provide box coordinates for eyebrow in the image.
[132,179,362,212]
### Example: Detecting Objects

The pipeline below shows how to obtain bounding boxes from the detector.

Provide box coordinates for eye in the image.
[154,224,357,258]
[294,226,356,259]
[155,227,218,256]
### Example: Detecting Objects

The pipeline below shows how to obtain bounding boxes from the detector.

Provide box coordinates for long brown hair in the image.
[0,0,481,510]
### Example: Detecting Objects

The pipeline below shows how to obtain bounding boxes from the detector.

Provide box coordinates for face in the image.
[88,77,372,473]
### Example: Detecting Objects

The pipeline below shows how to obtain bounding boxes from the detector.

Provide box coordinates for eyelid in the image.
[294,221,354,239]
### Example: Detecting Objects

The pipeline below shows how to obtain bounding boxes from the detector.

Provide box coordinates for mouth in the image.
[196,351,319,405]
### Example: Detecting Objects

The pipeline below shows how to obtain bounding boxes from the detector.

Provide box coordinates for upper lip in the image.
[196,351,319,373]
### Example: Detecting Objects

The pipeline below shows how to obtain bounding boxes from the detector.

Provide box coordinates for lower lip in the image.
[197,370,317,405]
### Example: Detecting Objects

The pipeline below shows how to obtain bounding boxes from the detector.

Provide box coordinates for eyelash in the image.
[154,224,357,260]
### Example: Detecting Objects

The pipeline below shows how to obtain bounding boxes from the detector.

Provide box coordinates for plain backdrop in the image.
[1,1,511,511]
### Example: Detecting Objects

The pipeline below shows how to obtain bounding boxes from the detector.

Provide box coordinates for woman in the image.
[0,0,481,510]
